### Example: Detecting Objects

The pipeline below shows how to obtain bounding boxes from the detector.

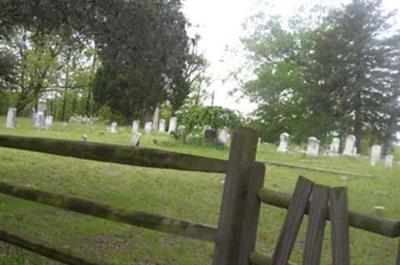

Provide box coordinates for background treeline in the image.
[238,0,400,154]
[0,0,207,123]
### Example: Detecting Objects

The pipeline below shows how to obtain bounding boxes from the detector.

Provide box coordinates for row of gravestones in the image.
[276,132,394,167]
[5,105,54,130]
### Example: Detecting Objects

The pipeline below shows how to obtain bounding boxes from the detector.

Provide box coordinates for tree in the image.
[240,0,400,152]
[1,0,195,122]
[312,0,400,152]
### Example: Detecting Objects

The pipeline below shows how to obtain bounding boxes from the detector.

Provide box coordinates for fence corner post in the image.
[212,126,265,265]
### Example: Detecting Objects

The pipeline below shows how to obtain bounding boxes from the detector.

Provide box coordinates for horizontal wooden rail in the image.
[258,187,400,238]
[0,228,109,265]
[0,135,228,173]
[266,161,374,178]
[0,181,217,242]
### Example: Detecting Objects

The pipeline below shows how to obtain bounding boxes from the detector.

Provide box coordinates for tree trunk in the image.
[61,53,71,121]
[354,95,363,154]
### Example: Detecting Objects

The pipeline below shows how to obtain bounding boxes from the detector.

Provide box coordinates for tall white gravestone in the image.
[152,107,160,131]
[110,122,118,134]
[217,128,230,145]
[277,132,289,153]
[158,119,166,132]
[144,122,153,134]
[34,113,45,129]
[44,115,53,130]
[34,98,47,129]
[343,135,357,156]
[168,117,177,133]
[329,137,341,156]
[130,132,142,146]
[384,155,394,168]
[370,145,382,167]
[132,120,140,133]
[5,107,17,128]
[306,137,320,156]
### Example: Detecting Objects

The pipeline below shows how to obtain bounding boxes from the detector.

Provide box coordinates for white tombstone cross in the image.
[132,120,140,133]
[342,135,357,156]
[44,115,53,130]
[130,132,142,146]
[5,107,17,128]
[217,128,230,145]
[110,122,118,134]
[306,136,320,156]
[152,107,160,131]
[384,155,394,168]
[277,132,289,153]
[159,119,166,132]
[329,137,341,156]
[168,117,178,133]
[144,122,153,134]
[370,145,382,167]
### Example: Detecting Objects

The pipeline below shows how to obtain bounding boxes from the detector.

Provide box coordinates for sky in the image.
[182,0,400,116]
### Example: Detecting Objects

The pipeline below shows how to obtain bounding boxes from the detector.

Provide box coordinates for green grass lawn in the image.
[0,117,399,265]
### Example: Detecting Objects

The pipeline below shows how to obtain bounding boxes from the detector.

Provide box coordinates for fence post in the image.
[212,127,265,265]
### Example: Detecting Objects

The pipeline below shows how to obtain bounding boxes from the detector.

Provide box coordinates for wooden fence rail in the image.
[0,228,109,265]
[258,187,400,238]
[0,128,399,265]
[0,181,217,242]
[0,135,228,173]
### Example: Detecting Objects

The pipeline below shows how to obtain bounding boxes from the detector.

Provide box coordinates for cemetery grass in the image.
[0,118,398,265]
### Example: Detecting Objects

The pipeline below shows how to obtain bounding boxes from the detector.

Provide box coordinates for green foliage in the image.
[241,0,400,150]
[178,106,241,131]
[1,0,200,123]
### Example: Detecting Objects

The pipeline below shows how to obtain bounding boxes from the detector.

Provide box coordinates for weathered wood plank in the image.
[397,239,400,265]
[302,185,329,265]
[0,228,109,265]
[0,135,228,173]
[329,187,350,265]
[257,187,400,238]
[271,177,313,265]
[213,127,264,265]
[0,181,217,242]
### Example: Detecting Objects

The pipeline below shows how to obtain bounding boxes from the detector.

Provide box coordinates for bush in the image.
[178,105,241,132]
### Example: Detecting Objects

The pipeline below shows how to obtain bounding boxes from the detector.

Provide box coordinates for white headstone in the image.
[168,117,178,133]
[34,112,45,129]
[152,107,160,131]
[306,137,320,156]
[329,137,341,156]
[343,135,357,156]
[37,98,47,114]
[144,122,153,133]
[158,119,166,132]
[5,107,17,128]
[132,120,140,133]
[370,145,382,167]
[277,132,289,153]
[44,115,53,130]
[384,154,394,168]
[130,132,142,146]
[110,122,118,134]
[217,128,230,145]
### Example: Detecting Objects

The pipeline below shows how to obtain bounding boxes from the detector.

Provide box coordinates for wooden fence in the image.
[0,127,399,265]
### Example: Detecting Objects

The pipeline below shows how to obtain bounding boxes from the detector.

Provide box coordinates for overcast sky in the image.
[182,0,400,116]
